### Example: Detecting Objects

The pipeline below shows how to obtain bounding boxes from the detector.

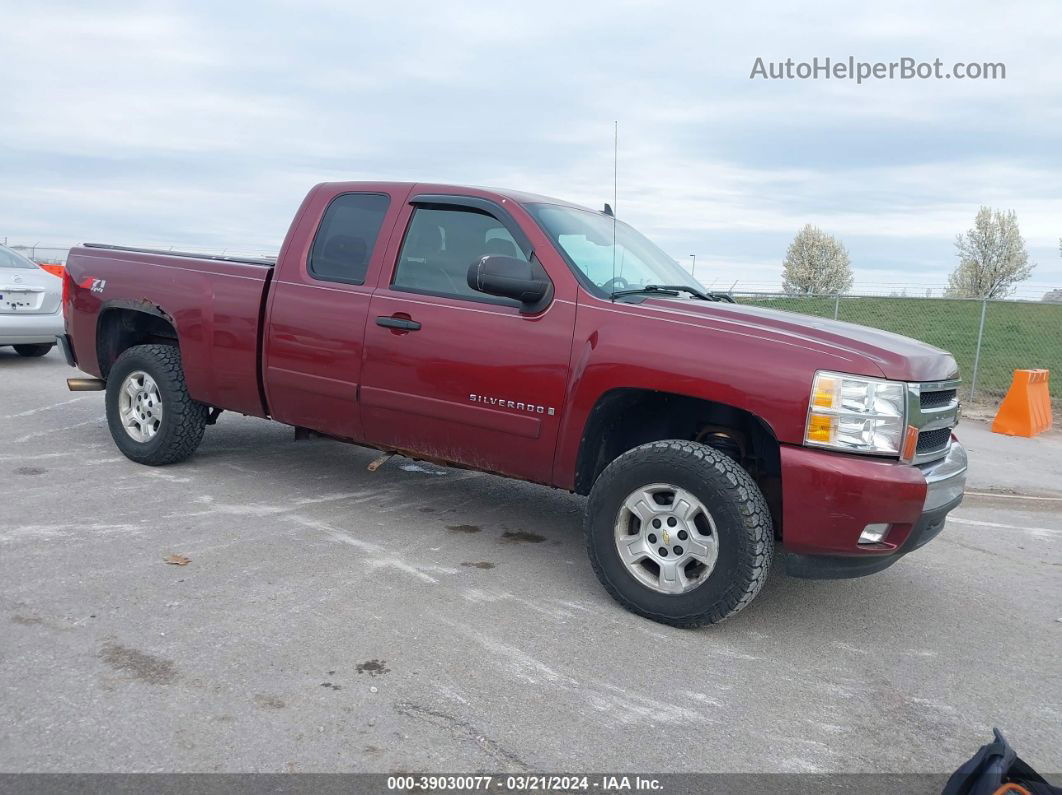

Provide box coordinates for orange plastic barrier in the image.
[37,263,65,278]
[991,369,1052,437]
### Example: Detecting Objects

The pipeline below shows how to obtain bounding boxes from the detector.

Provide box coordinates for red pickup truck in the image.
[59,181,967,626]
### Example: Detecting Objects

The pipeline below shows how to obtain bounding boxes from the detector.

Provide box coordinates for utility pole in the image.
[689,254,696,280]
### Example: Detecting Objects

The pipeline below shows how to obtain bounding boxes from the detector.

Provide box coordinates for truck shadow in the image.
[186,416,938,635]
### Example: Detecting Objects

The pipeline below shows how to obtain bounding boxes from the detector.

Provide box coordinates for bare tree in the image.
[781,225,854,295]
[946,207,1033,298]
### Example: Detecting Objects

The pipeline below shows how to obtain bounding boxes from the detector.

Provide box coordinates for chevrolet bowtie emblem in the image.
[662,530,670,544]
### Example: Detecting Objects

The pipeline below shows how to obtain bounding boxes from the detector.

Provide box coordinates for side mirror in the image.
[466,255,551,309]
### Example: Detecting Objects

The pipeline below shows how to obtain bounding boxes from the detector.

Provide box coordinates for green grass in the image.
[735,295,1062,408]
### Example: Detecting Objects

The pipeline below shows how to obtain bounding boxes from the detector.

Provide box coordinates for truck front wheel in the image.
[585,440,773,627]
[105,344,208,466]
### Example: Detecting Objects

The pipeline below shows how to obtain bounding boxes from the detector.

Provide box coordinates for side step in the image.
[67,378,106,392]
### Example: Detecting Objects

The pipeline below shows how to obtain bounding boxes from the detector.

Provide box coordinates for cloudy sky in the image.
[2,0,1059,296]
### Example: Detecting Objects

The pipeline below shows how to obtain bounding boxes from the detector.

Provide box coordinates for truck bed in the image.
[65,243,274,418]
[81,243,276,267]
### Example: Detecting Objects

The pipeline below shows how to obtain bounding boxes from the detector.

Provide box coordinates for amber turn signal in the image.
[807,413,834,443]
[900,425,919,461]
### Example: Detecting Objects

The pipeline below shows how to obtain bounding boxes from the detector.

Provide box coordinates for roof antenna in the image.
[610,120,618,301]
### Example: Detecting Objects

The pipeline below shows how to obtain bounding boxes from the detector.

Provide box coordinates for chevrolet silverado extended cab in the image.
[59,182,967,626]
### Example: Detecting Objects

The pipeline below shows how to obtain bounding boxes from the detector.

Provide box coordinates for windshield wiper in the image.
[610,284,732,302]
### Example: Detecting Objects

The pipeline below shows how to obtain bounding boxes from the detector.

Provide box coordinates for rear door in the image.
[263,185,410,440]
[358,194,576,484]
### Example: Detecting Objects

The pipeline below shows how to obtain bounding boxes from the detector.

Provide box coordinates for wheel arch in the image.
[573,387,783,537]
[96,302,179,379]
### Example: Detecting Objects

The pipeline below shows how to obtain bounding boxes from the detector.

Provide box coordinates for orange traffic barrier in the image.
[991,369,1053,437]
[37,263,65,278]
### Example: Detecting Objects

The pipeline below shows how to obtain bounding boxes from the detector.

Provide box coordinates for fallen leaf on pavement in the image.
[164,554,191,566]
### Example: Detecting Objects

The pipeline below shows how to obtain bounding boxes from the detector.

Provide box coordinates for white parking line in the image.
[949,516,1060,537]
[1,396,93,419]
[12,418,100,444]
[965,490,1062,502]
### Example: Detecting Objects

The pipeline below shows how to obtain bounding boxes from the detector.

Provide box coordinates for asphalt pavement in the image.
[1,348,1059,774]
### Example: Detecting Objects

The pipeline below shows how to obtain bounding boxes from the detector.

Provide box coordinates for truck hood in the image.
[643,297,959,383]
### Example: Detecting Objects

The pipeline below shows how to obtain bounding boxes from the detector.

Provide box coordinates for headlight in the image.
[804,371,906,455]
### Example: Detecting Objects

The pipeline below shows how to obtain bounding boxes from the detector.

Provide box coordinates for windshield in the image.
[0,245,39,270]
[526,204,701,297]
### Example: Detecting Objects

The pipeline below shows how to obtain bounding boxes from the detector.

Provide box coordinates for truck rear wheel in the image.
[105,344,208,466]
[585,440,773,627]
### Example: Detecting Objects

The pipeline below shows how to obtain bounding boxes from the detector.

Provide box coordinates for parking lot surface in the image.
[2,349,1059,773]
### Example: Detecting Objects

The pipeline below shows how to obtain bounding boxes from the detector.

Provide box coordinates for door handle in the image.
[376,315,421,331]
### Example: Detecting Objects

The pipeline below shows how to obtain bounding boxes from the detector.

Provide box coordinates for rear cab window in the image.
[308,193,391,285]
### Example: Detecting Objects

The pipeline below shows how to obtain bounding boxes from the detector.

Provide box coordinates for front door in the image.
[359,198,575,484]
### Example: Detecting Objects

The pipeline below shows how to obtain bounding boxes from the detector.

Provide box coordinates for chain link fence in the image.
[733,292,1061,410]
[3,244,70,264]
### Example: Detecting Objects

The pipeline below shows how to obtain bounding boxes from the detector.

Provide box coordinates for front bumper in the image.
[781,441,967,579]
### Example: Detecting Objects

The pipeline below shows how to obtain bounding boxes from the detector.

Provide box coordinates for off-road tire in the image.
[586,440,773,627]
[14,343,53,357]
[105,344,208,466]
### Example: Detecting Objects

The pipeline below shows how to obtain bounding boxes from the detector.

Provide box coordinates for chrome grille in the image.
[905,379,961,464]
[920,389,957,410]
[916,427,952,454]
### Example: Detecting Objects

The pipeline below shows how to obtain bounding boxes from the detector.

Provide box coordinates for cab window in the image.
[308,193,391,284]
[392,207,526,305]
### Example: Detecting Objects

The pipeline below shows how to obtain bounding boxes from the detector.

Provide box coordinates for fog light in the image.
[859,523,890,544]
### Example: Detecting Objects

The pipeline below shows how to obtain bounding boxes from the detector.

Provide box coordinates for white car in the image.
[0,244,64,357]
